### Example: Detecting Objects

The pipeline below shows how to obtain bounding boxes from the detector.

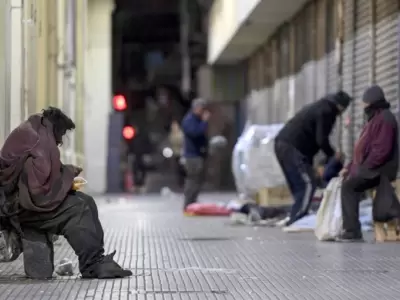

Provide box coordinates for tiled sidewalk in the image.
[0,194,399,300]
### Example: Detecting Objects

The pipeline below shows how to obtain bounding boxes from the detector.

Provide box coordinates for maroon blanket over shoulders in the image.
[0,114,75,212]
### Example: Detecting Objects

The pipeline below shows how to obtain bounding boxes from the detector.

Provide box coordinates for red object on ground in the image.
[185,203,232,216]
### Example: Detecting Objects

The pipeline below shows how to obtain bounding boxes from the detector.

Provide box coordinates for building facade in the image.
[0,0,88,180]
[206,0,400,162]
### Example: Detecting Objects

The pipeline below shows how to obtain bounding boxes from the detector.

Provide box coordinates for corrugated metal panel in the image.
[279,25,290,122]
[303,4,316,106]
[374,0,399,114]
[293,12,307,112]
[326,0,337,94]
[341,0,355,161]
[353,0,372,140]
[315,0,327,99]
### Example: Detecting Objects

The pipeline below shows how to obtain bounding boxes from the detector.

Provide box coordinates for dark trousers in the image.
[19,191,104,273]
[274,140,316,225]
[183,157,205,209]
[133,155,147,187]
[341,173,379,233]
[175,156,186,188]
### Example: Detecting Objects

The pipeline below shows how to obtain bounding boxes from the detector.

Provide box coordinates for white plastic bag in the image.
[231,124,286,197]
[315,177,343,241]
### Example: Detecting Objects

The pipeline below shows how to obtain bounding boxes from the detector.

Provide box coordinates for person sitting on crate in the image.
[337,85,400,242]
[274,91,352,228]
[0,107,132,279]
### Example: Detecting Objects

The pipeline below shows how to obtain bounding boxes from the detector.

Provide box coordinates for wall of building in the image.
[208,0,261,64]
[0,0,86,170]
[84,0,113,193]
[245,0,400,162]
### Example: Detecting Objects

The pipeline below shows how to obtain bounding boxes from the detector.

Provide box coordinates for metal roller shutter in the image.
[303,4,316,105]
[324,0,340,149]
[326,0,337,94]
[294,15,306,113]
[315,0,327,99]
[374,0,399,114]
[353,0,372,141]
[279,26,290,122]
[341,0,355,161]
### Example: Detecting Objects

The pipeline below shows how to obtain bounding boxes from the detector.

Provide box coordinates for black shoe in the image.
[81,251,133,279]
[336,231,364,243]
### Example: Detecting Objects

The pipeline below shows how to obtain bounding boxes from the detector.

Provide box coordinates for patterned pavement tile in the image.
[0,193,399,300]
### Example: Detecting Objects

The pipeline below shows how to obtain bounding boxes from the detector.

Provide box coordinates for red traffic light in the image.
[113,94,127,111]
[122,126,136,140]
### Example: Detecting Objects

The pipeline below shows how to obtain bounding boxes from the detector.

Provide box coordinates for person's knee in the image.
[75,192,97,210]
[341,179,352,193]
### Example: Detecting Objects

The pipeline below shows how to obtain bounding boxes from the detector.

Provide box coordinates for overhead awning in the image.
[207,0,309,65]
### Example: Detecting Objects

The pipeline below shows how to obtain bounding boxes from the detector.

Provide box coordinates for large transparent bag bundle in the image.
[232,123,286,197]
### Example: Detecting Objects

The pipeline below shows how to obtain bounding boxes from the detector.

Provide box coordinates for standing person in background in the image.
[168,120,186,188]
[274,91,352,227]
[128,129,152,193]
[181,98,210,210]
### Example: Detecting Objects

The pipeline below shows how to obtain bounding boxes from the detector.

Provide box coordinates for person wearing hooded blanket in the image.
[0,107,132,279]
[337,85,399,242]
[274,91,352,227]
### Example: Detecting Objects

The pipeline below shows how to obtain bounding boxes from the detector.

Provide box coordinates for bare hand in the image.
[202,110,211,121]
[339,168,348,177]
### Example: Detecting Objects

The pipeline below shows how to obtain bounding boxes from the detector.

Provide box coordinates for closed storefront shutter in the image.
[279,25,291,122]
[374,0,399,114]
[326,0,337,94]
[294,15,306,113]
[341,0,355,161]
[303,4,316,106]
[353,0,372,142]
[315,0,327,99]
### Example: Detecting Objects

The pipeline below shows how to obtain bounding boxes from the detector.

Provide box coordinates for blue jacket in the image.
[322,157,343,185]
[181,112,208,158]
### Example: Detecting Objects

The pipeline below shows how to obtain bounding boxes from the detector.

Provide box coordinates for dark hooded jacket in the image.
[0,114,75,213]
[349,89,398,180]
[276,92,350,163]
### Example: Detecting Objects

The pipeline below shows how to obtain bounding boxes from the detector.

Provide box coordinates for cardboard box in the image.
[256,185,293,207]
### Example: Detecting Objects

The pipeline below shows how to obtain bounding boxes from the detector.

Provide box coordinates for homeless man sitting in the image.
[0,107,132,279]
[337,85,400,242]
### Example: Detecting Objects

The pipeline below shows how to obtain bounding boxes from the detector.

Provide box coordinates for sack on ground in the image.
[0,229,22,262]
[315,177,342,241]
[373,176,400,222]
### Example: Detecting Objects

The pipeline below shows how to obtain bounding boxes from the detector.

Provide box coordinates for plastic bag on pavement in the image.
[0,229,22,262]
[185,203,232,216]
[372,176,400,222]
[315,177,343,241]
[232,124,285,197]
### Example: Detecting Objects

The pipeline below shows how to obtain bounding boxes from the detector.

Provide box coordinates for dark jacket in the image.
[276,97,339,163]
[349,107,398,181]
[0,114,75,212]
[181,112,208,158]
